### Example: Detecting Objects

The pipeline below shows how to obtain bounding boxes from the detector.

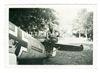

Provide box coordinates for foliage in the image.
[9,8,59,33]
[72,8,93,40]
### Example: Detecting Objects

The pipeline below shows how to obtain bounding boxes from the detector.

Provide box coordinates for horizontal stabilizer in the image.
[55,44,83,51]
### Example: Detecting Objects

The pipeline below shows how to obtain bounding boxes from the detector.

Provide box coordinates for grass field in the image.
[32,38,93,65]
[43,44,93,65]
[18,44,93,65]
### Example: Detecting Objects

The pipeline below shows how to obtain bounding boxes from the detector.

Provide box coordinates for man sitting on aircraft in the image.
[44,23,59,57]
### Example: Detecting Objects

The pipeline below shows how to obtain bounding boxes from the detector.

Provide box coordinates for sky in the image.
[50,5,96,33]
[9,5,96,33]
[8,5,96,35]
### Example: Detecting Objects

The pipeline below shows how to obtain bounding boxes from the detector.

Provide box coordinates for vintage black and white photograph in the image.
[8,5,96,65]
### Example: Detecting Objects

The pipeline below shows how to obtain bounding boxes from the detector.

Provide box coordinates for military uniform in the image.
[43,30,58,57]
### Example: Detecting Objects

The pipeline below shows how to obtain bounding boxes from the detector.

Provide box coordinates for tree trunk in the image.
[85,28,88,39]
[79,31,81,38]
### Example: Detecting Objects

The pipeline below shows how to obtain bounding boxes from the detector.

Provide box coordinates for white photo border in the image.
[5,4,97,69]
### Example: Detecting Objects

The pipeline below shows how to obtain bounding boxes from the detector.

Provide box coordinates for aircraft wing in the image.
[55,43,83,51]
[35,37,84,51]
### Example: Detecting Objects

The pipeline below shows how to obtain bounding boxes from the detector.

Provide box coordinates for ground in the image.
[23,44,93,65]
[43,44,93,65]
[17,37,93,65]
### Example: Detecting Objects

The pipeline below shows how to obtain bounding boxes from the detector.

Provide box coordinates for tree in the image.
[9,8,59,34]
[72,8,93,40]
